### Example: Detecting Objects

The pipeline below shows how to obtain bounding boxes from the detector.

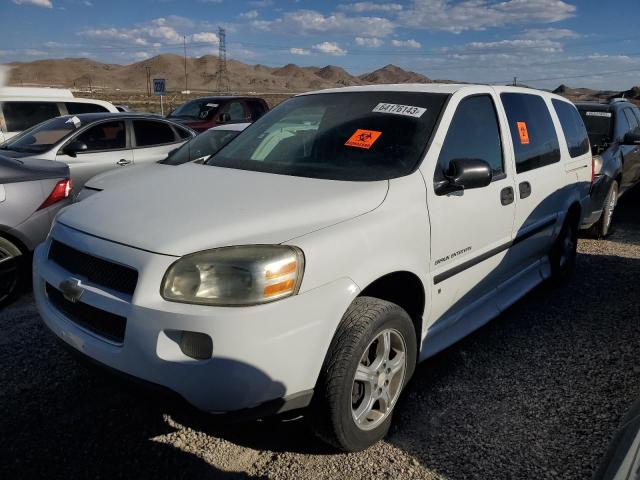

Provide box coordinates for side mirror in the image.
[62,140,88,157]
[435,158,493,195]
[166,148,178,158]
[219,112,231,123]
[623,131,640,146]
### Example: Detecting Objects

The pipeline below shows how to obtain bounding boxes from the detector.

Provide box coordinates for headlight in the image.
[161,245,305,306]
[592,155,603,176]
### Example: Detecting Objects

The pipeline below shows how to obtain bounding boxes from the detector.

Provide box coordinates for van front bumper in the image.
[33,223,358,413]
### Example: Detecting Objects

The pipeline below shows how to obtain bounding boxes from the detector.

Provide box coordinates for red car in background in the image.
[167,96,268,133]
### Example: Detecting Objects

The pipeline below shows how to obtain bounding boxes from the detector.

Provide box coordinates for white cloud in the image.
[240,10,259,19]
[249,0,273,6]
[290,47,311,55]
[398,0,576,33]
[132,51,150,61]
[313,41,347,56]
[339,2,403,12]
[355,36,384,48]
[391,39,421,48]
[12,0,52,7]
[252,10,395,37]
[520,27,579,40]
[190,32,219,44]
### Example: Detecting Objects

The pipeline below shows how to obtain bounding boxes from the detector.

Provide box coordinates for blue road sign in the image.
[153,78,166,96]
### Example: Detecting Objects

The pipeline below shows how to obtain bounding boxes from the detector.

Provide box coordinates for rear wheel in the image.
[311,297,416,452]
[0,237,25,308]
[588,180,618,238]
[549,212,578,285]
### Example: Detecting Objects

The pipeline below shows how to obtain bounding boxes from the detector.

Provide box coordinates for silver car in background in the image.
[0,156,72,306]
[0,113,196,189]
[76,123,249,201]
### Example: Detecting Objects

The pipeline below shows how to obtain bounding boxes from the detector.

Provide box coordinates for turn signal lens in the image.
[264,279,296,297]
[38,178,72,210]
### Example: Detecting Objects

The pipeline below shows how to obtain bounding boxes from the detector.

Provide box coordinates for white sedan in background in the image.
[0,113,196,189]
[76,123,249,201]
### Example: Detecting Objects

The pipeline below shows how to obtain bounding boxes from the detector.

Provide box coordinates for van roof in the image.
[0,86,74,99]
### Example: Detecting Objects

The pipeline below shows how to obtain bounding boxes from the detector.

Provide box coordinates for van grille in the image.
[46,283,127,343]
[48,240,138,296]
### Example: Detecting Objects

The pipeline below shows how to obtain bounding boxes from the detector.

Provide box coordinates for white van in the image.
[34,84,592,452]
[0,87,117,143]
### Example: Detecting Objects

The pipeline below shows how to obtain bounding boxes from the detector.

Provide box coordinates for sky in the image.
[0,0,639,90]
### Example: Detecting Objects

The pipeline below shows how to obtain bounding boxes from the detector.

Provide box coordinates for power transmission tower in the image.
[215,27,230,94]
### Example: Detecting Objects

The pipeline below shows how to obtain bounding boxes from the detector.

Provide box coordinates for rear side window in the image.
[247,100,267,121]
[623,108,639,131]
[2,101,60,132]
[133,120,177,147]
[65,102,109,114]
[176,126,192,140]
[552,99,590,158]
[436,95,503,180]
[501,93,560,173]
[75,121,126,152]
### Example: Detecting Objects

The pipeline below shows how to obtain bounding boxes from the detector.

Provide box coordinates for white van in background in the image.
[0,87,118,143]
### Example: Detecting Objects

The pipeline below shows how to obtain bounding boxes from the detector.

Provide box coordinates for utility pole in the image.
[513,76,517,86]
[215,27,230,94]
[183,35,188,93]
[144,66,151,96]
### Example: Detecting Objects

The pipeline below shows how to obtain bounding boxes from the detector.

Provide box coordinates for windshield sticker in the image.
[585,111,612,118]
[345,129,382,149]
[65,116,81,128]
[516,121,530,145]
[372,103,426,118]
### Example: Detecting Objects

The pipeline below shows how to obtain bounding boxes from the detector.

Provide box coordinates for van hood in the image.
[59,163,388,256]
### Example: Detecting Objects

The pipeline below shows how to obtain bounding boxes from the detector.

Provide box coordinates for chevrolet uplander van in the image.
[34,84,592,451]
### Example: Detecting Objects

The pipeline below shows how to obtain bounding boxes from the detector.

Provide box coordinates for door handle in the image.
[519,181,532,199]
[117,159,131,166]
[500,187,514,206]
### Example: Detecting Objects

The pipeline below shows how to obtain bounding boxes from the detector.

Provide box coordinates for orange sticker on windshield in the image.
[345,129,382,149]
[516,121,530,145]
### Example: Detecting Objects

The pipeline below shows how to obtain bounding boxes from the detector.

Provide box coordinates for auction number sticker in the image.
[345,129,382,149]
[372,103,426,118]
[516,121,530,145]
[585,111,612,117]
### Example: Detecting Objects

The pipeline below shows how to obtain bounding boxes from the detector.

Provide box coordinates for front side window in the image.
[75,121,126,152]
[436,95,503,181]
[223,101,245,122]
[623,108,639,131]
[3,116,80,153]
[133,120,176,147]
[2,101,60,132]
[207,92,449,181]
[65,102,109,114]
[162,129,241,165]
[247,100,267,121]
[501,93,560,173]
[552,99,590,158]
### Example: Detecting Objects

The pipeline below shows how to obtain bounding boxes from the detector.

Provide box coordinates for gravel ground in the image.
[1,188,639,480]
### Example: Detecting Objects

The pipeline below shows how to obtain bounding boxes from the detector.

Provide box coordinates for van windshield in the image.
[169,100,221,121]
[2,116,80,153]
[206,91,449,181]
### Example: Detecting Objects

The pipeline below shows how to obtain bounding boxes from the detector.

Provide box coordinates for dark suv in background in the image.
[167,96,268,133]
[576,99,640,237]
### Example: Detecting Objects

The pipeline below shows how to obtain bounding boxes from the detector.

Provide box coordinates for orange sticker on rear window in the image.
[345,129,382,149]
[516,121,530,145]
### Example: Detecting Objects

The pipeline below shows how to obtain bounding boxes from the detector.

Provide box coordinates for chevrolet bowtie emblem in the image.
[59,278,84,303]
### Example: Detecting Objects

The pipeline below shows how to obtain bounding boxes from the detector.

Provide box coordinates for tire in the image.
[587,180,618,239]
[548,212,578,285]
[311,296,417,452]
[0,236,26,308]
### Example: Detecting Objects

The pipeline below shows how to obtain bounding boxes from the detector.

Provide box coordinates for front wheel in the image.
[549,212,578,285]
[588,180,618,239]
[311,297,417,452]
[0,237,25,308]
